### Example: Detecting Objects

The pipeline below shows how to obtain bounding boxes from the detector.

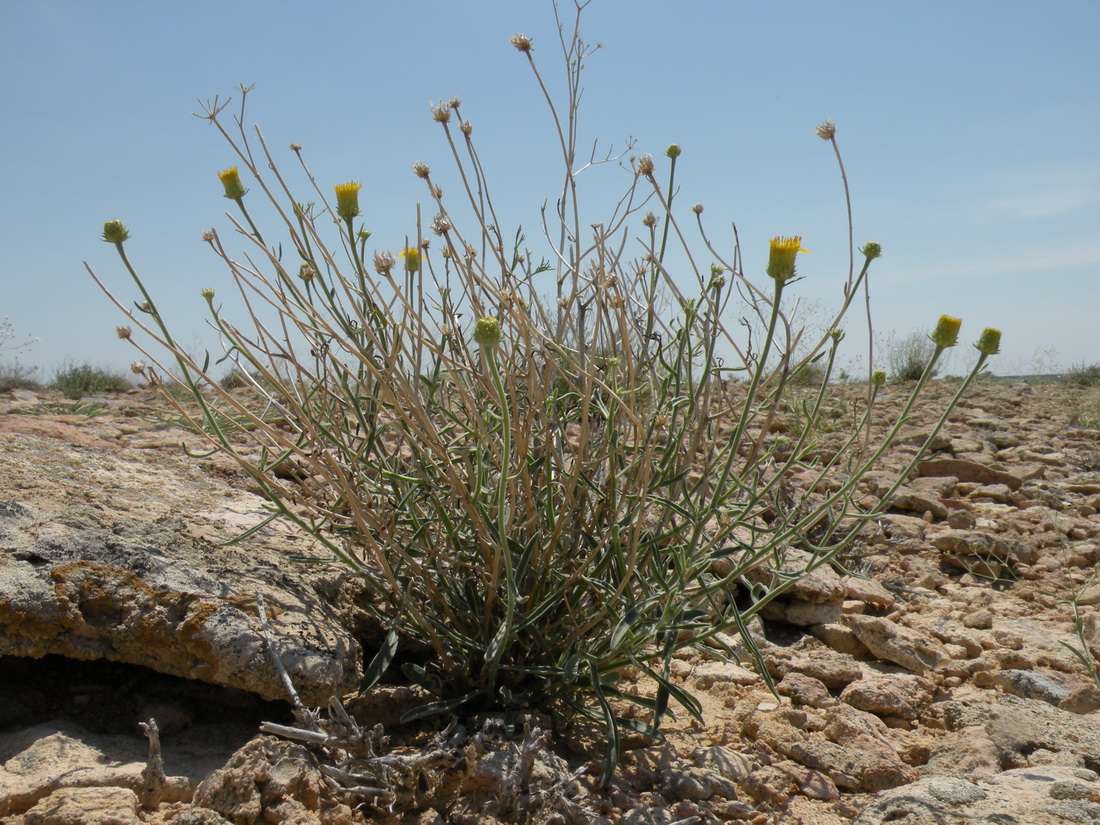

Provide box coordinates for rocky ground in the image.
[1,379,1100,825]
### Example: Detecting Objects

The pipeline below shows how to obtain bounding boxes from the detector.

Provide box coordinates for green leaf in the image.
[359,629,398,692]
[399,689,483,723]
[589,662,620,789]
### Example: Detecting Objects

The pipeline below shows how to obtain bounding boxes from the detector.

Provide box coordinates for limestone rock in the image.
[854,765,1100,825]
[0,504,362,705]
[23,786,141,825]
[843,615,951,675]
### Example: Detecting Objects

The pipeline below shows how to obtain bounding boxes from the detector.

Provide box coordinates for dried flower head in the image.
[102,220,131,244]
[473,317,502,348]
[129,360,146,374]
[115,326,132,339]
[218,166,248,200]
[766,236,810,282]
[289,143,302,152]
[692,203,704,215]
[642,211,658,228]
[412,161,431,179]
[814,119,837,140]
[636,154,655,176]
[975,327,1002,356]
[202,229,216,242]
[373,250,396,275]
[431,101,452,123]
[930,315,963,348]
[510,33,533,52]
[334,181,362,221]
[459,120,473,136]
[430,214,452,235]
[448,96,462,109]
[298,263,317,282]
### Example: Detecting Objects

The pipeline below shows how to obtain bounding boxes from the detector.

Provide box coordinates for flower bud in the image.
[861,242,882,260]
[473,317,502,348]
[975,327,1001,356]
[930,315,962,348]
[665,143,682,159]
[102,220,131,244]
[872,369,886,387]
[334,181,362,221]
[201,287,216,300]
[218,166,247,200]
[298,263,317,282]
[766,236,809,282]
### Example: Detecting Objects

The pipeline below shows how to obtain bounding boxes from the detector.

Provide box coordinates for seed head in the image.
[642,211,657,228]
[449,96,462,109]
[510,33,533,52]
[412,161,431,179]
[636,155,655,176]
[459,120,473,136]
[930,315,963,348]
[430,214,452,235]
[289,143,302,152]
[202,229,216,242]
[334,181,362,221]
[431,101,452,123]
[814,119,837,140]
[298,263,317,282]
[766,236,810,282]
[115,326,132,339]
[218,166,248,200]
[692,203,704,215]
[102,220,131,244]
[130,361,146,374]
[374,250,396,275]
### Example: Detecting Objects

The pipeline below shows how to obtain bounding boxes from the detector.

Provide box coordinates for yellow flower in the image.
[334,181,362,221]
[930,315,962,348]
[399,247,421,274]
[975,327,1001,356]
[766,236,810,282]
[218,167,247,200]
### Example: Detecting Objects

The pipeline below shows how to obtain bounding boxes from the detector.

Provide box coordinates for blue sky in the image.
[2,0,1097,379]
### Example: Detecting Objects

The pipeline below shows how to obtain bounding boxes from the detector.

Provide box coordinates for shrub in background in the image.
[50,361,131,399]
[882,328,941,382]
[87,5,1001,782]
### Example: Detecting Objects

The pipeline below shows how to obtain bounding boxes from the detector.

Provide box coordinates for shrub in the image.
[1063,363,1100,387]
[86,7,1001,783]
[50,362,131,399]
[0,361,44,393]
[882,328,940,382]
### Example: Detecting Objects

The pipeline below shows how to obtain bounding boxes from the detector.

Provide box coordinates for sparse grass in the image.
[17,400,109,417]
[1071,388,1100,430]
[50,362,131,399]
[1063,362,1100,387]
[0,361,44,393]
[882,329,939,382]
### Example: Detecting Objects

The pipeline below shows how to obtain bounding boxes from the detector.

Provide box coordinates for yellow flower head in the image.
[218,167,247,200]
[975,327,1001,356]
[930,314,963,348]
[334,181,362,221]
[399,247,421,274]
[767,236,810,282]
